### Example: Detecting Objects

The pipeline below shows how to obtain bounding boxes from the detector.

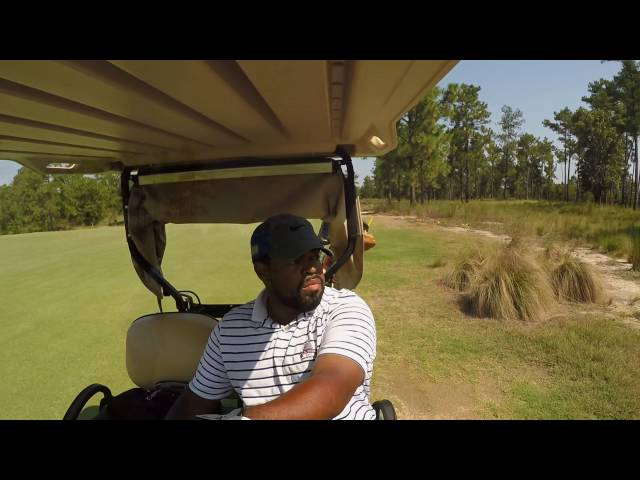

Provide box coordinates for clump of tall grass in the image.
[542,245,566,264]
[442,251,486,291]
[465,248,554,322]
[596,234,627,254]
[550,254,604,304]
[506,235,527,250]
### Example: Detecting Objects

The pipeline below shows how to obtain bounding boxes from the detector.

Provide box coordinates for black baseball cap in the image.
[250,214,333,263]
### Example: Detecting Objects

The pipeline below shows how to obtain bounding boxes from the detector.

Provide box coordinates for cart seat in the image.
[126,312,217,390]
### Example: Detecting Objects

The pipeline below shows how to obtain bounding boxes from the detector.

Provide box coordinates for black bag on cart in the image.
[97,386,183,420]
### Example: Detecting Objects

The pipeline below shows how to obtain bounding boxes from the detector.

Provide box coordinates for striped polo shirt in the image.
[189,286,377,420]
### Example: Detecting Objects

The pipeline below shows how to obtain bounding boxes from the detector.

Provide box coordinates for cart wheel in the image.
[372,399,397,420]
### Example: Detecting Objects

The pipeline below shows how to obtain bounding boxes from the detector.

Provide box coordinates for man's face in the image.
[256,249,327,312]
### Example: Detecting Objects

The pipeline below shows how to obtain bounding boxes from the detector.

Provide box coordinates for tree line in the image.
[361,61,640,208]
[0,168,121,235]
[3,61,639,235]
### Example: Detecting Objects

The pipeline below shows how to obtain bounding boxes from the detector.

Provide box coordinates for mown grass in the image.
[1,217,640,419]
[0,223,263,419]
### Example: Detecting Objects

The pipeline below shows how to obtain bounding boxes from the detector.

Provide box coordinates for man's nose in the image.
[302,256,322,273]
[305,260,318,273]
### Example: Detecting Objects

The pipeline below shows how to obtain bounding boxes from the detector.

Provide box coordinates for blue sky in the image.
[0,60,621,186]
[351,60,621,183]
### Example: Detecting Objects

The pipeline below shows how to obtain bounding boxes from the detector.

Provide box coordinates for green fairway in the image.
[0,223,264,419]
[2,217,640,419]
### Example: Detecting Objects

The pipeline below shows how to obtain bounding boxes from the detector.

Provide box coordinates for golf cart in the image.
[0,60,457,420]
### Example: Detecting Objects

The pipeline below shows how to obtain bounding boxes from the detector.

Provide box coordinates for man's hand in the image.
[242,354,364,420]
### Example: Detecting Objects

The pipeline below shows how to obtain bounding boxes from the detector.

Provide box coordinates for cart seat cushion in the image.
[126,313,217,390]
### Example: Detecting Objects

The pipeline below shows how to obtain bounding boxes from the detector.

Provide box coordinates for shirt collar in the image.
[250,288,327,325]
[251,289,269,325]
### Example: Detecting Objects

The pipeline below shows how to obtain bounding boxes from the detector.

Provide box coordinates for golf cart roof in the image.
[0,60,457,175]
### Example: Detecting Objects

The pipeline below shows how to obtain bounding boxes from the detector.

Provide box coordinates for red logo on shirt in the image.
[301,341,315,360]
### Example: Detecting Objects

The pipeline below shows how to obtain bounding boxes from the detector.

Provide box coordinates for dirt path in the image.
[572,248,640,328]
[366,213,511,243]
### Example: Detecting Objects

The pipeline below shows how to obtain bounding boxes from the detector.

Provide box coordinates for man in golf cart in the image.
[0,60,456,420]
[166,213,377,420]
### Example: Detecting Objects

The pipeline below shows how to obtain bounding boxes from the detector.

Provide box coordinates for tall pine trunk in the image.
[631,159,636,208]
[503,152,508,200]
[563,133,568,202]
[633,135,639,210]
[464,139,470,203]
[622,134,628,206]
[408,155,416,206]
[566,153,571,202]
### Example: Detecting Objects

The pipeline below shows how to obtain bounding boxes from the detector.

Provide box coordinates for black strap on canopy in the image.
[121,167,187,312]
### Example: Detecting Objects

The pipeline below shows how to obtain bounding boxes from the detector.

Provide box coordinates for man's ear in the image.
[253,261,270,284]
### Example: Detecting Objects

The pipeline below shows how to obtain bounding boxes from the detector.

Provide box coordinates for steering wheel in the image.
[63,384,113,420]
